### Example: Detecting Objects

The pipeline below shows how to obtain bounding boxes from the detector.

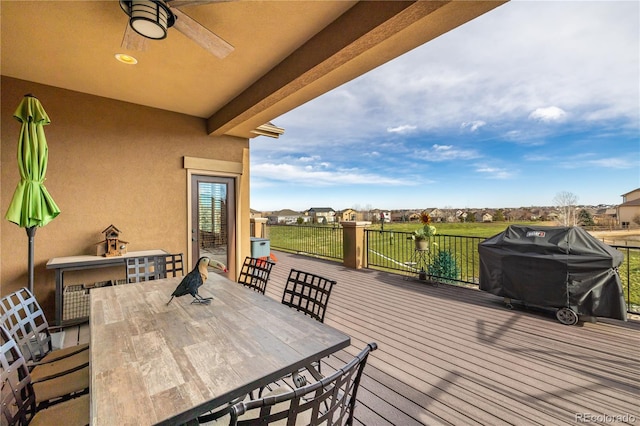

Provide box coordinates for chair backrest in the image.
[230,343,377,426]
[0,324,37,425]
[237,257,274,294]
[163,253,185,277]
[282,269,336,323]
[0,288,53,362]
[125,256,166,283]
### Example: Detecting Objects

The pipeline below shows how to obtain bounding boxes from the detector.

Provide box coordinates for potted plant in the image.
[412,212,437,250]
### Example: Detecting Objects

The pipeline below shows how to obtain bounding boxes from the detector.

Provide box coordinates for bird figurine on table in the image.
[166,257,228,305]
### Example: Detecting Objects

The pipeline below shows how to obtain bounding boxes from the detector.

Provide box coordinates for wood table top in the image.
[89,273,350,425]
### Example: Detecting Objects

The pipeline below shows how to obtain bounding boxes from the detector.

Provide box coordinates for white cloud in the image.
[523,154,551,162]
[387,124,417,134]
[461,120,486,132]
[475,165,515,180]
[577,157,637,169]
[251,162,414,186]
[556,154,637,170]
[529,106,567,123]
[587,158,635,169]
[416,144,482,162]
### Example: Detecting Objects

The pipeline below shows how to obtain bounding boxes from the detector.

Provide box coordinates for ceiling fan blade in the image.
[121,22,148,52]
[169,0,234,8]
[171,8,234,59]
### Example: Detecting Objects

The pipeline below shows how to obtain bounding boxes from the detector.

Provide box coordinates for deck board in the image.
[265,251,640,425]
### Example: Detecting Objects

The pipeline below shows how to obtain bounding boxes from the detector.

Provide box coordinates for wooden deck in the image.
[68,250,639,425]
[265,251,640,426]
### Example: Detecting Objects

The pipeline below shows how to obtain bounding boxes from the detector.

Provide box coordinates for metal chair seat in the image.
[0,325,89,425]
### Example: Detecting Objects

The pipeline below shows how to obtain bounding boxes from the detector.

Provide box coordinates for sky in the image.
[249,1,640,212]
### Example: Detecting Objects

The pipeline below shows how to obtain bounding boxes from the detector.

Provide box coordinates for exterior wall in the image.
[618,189,640,226]
[622,189,640,203]
[1,77,251,317]
[619,205,640,226]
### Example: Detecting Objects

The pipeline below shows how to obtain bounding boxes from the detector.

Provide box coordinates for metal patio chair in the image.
[282,269,336,323]
[230,343,378,426]
[125,255,166,283]
[163,253,185,277]
[263,269,337,391]
[0,325,89,425]
[0,288,89,384]
[237,257,275,294]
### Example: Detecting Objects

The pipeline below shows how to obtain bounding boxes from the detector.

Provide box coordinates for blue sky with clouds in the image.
[249,1,639,212]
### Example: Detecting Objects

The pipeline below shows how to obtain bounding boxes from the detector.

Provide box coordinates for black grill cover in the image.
[479,225,627,321]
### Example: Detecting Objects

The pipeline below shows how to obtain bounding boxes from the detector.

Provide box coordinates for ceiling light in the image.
[115,53,138,65]
[120,0,175,40]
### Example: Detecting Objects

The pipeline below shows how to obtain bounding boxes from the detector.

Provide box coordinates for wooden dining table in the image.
[89,272,350,425]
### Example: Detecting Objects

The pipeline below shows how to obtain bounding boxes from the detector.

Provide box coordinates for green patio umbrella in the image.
[5,94,60,293]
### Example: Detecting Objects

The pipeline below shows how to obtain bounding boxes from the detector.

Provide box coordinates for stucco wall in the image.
[1,76,250,318]
[619,206,640,225]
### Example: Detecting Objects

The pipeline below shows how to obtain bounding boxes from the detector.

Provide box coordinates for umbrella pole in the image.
[26,226,37,293]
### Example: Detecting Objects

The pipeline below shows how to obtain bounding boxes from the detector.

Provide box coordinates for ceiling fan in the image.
[119,0,234,59]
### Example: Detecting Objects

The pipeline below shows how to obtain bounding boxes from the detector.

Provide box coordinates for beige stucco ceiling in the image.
[0,1,506,138]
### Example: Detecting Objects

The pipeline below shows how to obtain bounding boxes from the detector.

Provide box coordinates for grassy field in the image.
[371,220,547,237]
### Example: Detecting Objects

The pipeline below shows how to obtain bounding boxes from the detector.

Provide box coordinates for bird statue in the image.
[166,256,227,305]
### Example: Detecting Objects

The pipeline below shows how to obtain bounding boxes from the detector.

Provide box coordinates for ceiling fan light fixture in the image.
[120,0,175,40]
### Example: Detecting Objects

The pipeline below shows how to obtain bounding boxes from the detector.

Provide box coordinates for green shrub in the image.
[429,250,460,284]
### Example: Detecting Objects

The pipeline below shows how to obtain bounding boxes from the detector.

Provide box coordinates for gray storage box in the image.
[250,237,270,258]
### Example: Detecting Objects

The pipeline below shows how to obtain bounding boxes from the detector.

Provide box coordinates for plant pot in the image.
[415,240,429,251]
[418,269,427,280]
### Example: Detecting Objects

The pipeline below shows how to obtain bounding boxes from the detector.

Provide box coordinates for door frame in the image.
[184,156,244,279]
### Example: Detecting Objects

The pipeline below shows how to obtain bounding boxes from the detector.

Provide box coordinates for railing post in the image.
[342,221,371,269]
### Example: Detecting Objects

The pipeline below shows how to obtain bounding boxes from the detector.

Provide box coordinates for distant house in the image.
[618,188,640,227]
[594,208,617,226]
[266,209,304,225]
[429,208,446,223]
[408,212,421,222]
[391,210,413,222]
[338,208,357,222]
[308,207,336,223]
[509,208,531,221]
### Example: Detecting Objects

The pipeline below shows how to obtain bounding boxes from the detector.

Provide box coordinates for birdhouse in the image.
[96,224,129,257]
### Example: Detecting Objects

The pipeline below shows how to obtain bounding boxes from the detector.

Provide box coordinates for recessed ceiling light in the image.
[115,53,138,65]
